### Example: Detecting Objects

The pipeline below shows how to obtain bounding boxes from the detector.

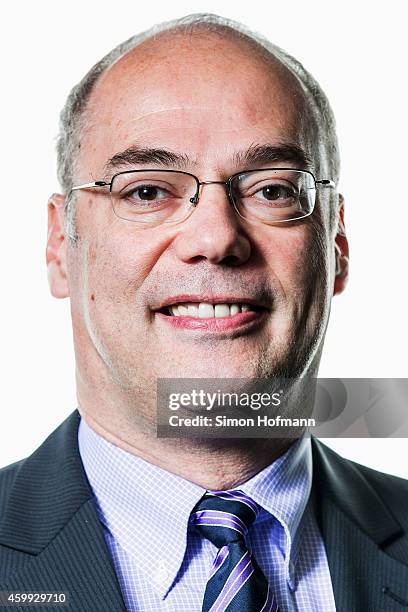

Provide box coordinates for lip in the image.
[154,309,268,333]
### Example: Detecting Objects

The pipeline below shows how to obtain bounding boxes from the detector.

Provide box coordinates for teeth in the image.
[168,302,255,318]
[214,304,230,318]
[177,304,189,316]
[187,304,199,317]
[199,303,214,318]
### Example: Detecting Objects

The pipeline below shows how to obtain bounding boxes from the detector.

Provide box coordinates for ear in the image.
[333,194,349,296]
[46,194,69,298]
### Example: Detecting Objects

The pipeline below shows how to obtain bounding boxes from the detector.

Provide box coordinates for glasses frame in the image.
[70,168,336,225]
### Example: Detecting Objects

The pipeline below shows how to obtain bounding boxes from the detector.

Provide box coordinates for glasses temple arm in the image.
[70,180,109,192]
[315,179,336,189]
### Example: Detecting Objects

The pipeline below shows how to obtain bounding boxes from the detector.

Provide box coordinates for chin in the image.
[157,358,262,380]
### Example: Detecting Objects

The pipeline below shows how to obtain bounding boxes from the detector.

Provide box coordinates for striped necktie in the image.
[190,489,279,612]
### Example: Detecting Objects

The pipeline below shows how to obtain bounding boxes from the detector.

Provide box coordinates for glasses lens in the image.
[231,169,316,223]
[110,170,198,226]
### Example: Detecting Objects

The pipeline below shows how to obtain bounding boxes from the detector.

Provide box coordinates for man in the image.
[1,13,407,612]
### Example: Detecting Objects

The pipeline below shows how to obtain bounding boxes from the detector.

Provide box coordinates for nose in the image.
[173,183,251,265]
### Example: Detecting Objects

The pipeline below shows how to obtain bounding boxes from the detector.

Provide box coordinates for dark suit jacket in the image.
[1,410,408,611]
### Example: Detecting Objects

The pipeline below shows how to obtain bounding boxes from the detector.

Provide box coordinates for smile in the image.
[154,297,269,333]
[167,302,260,318]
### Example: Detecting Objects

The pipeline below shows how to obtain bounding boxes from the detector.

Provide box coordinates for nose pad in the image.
[190,181,233,209]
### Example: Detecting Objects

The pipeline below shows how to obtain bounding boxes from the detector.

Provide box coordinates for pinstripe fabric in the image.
[0,463,31,577]
[78,417,337,611]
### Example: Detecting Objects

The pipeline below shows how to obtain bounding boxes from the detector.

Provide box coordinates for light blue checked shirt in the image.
[78,417,336,611]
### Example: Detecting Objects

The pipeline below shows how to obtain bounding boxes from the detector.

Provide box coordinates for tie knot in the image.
[190,490,260,548]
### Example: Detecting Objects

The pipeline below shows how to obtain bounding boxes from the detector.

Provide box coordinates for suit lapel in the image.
[0,410,126,611]
[311,437,408,611]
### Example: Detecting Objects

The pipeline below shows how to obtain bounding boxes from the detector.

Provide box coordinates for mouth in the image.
[154,296,269,333]
[159,301,264,318]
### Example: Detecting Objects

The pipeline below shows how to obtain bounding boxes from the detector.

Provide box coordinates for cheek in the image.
[77,225,178,306]
[260,225,326,293]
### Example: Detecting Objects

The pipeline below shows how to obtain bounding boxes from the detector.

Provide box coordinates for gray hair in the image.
[57,13,340,243]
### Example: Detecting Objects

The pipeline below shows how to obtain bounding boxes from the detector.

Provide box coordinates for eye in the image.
[127,184,169,202]
[254,183,297,202]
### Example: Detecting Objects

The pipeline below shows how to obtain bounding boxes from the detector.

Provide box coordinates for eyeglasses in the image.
[70,168,335,228]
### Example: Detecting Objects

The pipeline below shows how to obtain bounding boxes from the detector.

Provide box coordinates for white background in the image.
[1,1,407,474]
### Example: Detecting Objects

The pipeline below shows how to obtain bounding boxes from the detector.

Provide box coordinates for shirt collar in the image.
[78,417,312,597]
[240,434,313,588]
[78,416,206,598]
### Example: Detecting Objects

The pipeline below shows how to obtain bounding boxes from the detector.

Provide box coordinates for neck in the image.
[74,345,310,489]
[78,406,295,489]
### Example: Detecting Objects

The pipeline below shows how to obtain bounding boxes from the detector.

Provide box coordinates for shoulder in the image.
[0,458,25,514]
[312,437,408,528]
[349,456,408,514]
[0,410,82,522]
[320,439,408,492]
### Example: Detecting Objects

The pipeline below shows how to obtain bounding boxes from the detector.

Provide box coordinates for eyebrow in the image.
[233,143,313,170]
[104,142,313,176]
[105,147,191,174]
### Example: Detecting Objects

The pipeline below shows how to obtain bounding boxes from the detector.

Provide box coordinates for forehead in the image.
[79,30,310,175]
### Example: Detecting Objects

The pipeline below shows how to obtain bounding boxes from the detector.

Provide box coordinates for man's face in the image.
[51,32,339,407]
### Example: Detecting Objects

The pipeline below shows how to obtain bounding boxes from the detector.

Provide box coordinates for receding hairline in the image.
[105,22,293,74]
[87,23,306,119]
